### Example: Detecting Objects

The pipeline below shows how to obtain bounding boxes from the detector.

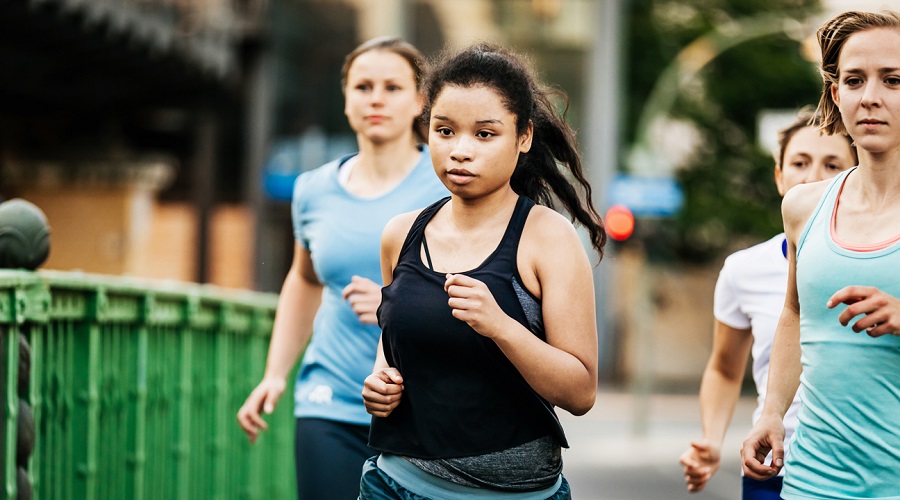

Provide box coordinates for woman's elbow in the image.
[561,388,596,416]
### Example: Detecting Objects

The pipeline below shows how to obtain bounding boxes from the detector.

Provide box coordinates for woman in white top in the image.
[679,109,856,499]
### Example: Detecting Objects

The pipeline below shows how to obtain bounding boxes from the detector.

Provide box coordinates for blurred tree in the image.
[623,0,823,262]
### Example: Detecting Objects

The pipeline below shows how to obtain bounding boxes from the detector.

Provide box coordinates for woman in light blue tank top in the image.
[236,37,448,500]
[741,10,900,500]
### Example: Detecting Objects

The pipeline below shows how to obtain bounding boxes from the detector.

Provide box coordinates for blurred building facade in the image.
[0,0,770,387]
[0,0,599,289]
[4,0,870,387]
[0,0,266,288]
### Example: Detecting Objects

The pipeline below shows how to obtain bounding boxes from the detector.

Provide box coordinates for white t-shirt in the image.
[714,233,801,469]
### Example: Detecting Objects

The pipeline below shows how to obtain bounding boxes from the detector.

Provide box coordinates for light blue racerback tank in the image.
[783,168,900,499]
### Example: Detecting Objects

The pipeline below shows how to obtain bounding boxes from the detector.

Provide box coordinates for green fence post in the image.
[20,281,49,500]
[175,301,193,500]
[74,288,104,499]
[213,302,231,500]
[132,322,147,500]
[1,319,18,500]
[27,319,41,499]
[2,274,52,500]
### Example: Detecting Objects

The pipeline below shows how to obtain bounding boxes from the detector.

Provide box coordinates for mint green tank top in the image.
[784,168,900,499]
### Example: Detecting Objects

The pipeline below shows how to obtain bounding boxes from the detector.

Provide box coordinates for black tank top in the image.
[370,195,567,459]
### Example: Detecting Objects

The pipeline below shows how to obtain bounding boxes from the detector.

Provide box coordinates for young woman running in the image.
[359,43,606,499]
[236,36,447,499]
[741,10,900,499]
[679,109,856,499]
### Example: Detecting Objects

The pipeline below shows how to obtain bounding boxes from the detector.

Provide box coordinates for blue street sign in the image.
[607,174,684,217]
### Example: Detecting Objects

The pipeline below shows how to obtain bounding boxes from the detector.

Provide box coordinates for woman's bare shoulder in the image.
[523,205,580,241]
[520,205,588,267]
[782,178,831,236]
[382,209,422,246]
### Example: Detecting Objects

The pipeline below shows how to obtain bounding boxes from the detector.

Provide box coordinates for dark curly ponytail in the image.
[424,43,607,259]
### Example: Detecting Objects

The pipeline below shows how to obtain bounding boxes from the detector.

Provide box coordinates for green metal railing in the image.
[1,270,296,499]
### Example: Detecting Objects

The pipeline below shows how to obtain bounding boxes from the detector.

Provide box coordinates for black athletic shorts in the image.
[294,418,377,500]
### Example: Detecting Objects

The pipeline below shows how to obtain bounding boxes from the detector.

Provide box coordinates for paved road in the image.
[559,387,756,500]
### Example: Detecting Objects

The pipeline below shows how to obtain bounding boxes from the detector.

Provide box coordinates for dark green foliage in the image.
[624,0,822,262]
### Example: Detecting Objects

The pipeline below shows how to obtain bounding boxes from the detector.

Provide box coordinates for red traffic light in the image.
[605,204,634,241]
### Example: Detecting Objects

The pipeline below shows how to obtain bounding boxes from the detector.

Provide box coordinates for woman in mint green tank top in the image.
[741,10,900,500]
